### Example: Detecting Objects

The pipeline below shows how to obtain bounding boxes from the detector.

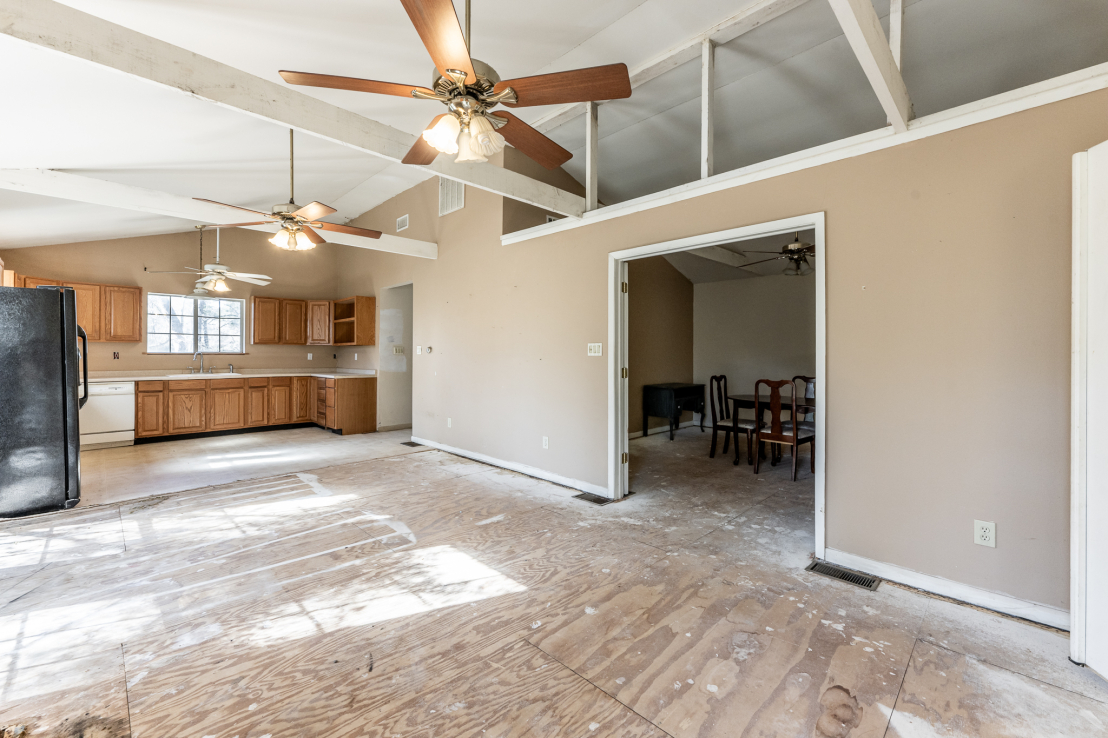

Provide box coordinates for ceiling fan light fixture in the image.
[469,115,506,157]
[293,231,316,251]
[270,228,293,250]
[454,130,488,164]
[423,114,461,154]
[211,277,231,292]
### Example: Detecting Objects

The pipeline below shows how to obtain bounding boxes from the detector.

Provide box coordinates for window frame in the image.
[145,292,247,355]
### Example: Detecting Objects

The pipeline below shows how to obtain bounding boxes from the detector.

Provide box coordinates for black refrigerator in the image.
[0,285,88,517]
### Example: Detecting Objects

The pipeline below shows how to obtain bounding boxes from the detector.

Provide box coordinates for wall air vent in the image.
[439,177,465,216]
[572,490,635,506]
[805,561,881,590]
[396,214,409,232]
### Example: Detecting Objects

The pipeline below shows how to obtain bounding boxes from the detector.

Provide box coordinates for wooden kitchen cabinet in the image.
[252,296,281,345]
[307,300,332,345]
[292,376,313,422]
[279,300,307,345]
[102,285,143,342]
[166,381,207,435]
[209,379,246,431]
[23,276,62,288]
[135,384,166,437]
[314,377,377,434]
[332,296,376,346]
[269,377,292,425]
[246,382,269,426]
[63,282,102,341]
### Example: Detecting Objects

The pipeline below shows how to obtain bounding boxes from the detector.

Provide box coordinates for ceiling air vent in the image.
[439,177,465,216]
[396,214,409,232]
[805,561,881,590]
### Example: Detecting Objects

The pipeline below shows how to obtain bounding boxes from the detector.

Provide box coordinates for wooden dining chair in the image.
[792,375,816,434]
[754,379,815,481]
[708,375,758,464]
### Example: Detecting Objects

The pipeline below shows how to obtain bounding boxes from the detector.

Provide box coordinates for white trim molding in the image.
[411,437,608,497]
[504,60,1108,246]
[607,213,826,555]
[825,548,1069,630]
[1072,150,1090,661]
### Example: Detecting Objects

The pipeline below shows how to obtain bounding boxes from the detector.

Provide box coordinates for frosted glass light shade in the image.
[423,115,461,154]
[270,229,292,249]
[293,231,315,250]
[454,130,488,163]
[469,115,505,157]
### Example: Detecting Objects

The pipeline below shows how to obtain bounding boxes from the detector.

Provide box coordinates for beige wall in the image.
[627,256,694,434]
[376,283,414,430]
[337,88,1108,610]
[693,275,816,407]
[0,228,344,372]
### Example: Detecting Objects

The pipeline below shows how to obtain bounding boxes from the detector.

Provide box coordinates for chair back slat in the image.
[792,375,815,420]
[708,375,729,425]
[755,379,797,442]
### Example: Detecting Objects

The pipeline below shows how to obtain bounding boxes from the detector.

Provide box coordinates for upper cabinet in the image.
[102,285,143,342]
[279,299,307,345]
[333,296,375,346]
[64,282,102,341]
[307,300,333,345]
[252,296,281,345]
[23,276,61,289]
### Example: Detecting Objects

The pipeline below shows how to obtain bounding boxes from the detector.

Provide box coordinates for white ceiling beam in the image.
[585,102,599,212]
[701,39,715,180]
[530,0,810,133]
[0,0,585,218]
[827,0,913,133]
[889,0,904,69]
[688,246,757,273]
[0,169,439,259]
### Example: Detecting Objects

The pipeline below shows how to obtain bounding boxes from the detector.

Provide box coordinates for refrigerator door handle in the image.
[77,324,89,409]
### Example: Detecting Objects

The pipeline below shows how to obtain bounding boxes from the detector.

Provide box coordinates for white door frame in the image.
[1072,151,1089,663]
[607,212,827,558]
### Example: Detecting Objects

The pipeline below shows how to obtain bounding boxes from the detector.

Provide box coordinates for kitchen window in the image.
[147,293,245,354]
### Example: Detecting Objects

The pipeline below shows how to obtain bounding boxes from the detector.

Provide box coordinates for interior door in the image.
[1073,142,1108,680]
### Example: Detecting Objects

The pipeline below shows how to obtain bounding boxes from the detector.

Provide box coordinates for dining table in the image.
[728,393,815,423]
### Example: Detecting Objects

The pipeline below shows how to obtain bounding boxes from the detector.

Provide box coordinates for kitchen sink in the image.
[165,373,242,379]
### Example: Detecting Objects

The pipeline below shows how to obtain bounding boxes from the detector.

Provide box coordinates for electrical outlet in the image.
[113,352,119,360]
[354,353,358,360]
[393,346,404,354]
[974,520,996,548]
[542,436,549,449]
[307,353,312,360]
[587,343,603,356]
[447,418,452,428]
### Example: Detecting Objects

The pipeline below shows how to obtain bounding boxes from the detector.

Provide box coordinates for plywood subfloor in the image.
[1,429,1103,736]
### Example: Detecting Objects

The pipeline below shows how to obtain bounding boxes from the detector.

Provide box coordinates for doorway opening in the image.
[378,283,413,432]
[608,214,827,557]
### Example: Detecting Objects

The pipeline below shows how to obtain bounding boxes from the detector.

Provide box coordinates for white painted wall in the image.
[693,274,815,404]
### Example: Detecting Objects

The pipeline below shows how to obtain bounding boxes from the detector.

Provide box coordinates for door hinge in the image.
[621,367,628,378]
[621,282,628,293]
[621,452,629,464]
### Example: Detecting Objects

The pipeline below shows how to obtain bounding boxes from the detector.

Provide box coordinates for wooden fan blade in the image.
[292,201,337,221]
[740,255,788,267]
[313,222,383,240]
[279,71,436,98]
[402,115,445,165]
[489,112,572,169]
[400,0,475,84]
[300,225,326,245]
[494,64,631,107]
[202,222,272,229]
[194,198,273,217]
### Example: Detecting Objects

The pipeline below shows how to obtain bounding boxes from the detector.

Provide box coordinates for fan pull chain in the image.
[465,0,471,52]
[289,128,295,204]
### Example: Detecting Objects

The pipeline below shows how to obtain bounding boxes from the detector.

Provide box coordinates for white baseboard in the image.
[628,418,702,440]
[378,423,413,432]
[824,548,1069,630]
[410,436,610,497]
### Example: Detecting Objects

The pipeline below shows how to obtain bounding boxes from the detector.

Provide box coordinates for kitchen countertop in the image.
[88,370,376,384]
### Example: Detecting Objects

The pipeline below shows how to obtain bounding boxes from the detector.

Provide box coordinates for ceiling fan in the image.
[146,227,272,297]
[740,233,816,276]
[278,0,633,169]
[194,129,383,250]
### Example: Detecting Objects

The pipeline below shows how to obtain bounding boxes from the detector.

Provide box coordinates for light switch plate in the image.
[542,436,549,449]
[416,346,422,355]
[974,520,996,548]
[447,418,452,428]
[307,353,313,360]
[587,343,603,357]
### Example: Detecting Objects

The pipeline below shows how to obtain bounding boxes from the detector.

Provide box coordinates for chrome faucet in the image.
[228,363,234,374]
[192,351,204,374]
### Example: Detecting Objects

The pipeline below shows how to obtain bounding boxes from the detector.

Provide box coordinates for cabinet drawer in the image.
[269,376,292,387]
[137,381,165,392]
[326,378,336,388]
[248,377,269,387]
[167,380,207,390]
[210,378,245,389]
[326,406,336,428]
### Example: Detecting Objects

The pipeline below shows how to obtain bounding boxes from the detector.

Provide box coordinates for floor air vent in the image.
[805,561,881,591]
[572,491,634,506]
[400,441,423,447]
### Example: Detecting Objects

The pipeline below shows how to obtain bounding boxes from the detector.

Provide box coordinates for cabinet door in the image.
[103,285,143,341]
[280,300,307,345]
[270,384,292,425]
[167,389,207,434]
[23,276,62,289]
[246,386,269,426]
[135,392,165,437]
[292,377,312,422]
[63,282,102,341]
[307,301,333,345]
[252,297,281,344]
[210,387,246,431]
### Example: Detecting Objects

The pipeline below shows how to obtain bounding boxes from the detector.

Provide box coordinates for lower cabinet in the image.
[269,377,292,425]
[315,377,377,435]
[167,381,207,435]
[209,379,246,431]
[246,381,269,426]
[135,384,166,437]
[293,376,312,423]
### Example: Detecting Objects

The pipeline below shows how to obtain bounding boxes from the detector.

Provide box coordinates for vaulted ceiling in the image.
[3,0,1107,248]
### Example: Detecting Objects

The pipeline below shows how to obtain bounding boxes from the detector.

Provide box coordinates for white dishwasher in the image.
[79,382,135,449]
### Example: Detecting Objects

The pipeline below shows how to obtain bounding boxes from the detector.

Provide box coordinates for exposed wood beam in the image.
[585,102,599,212]
[0,0,585,218]
[827,0,912,133]
[889,0,903,69]
[0,169,439,259]
[689,246,757,273]
[701,39,715,179]
[530,0,810,133]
